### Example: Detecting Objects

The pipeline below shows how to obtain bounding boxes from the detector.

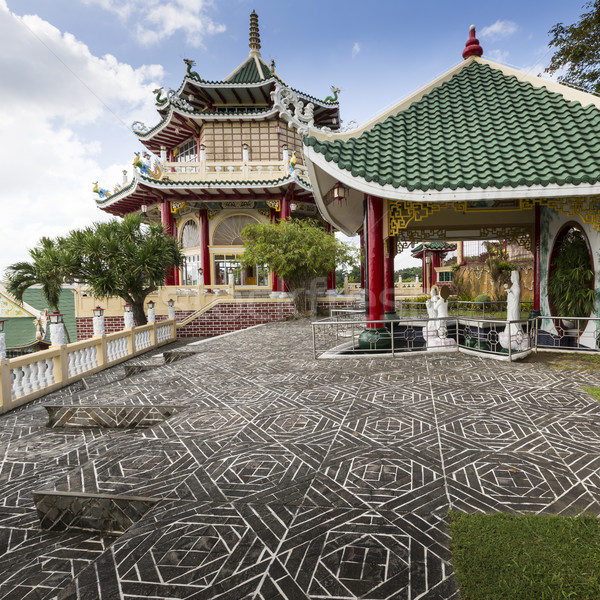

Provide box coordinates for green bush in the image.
[474,294,491,304]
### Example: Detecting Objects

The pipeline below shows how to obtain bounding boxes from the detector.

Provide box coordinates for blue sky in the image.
[0,0,585,273]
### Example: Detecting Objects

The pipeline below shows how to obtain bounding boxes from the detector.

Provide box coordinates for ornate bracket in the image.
[271,83,315,136]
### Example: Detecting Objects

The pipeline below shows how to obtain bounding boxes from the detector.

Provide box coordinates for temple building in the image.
[94,11,340,295]
[304,26,600,349]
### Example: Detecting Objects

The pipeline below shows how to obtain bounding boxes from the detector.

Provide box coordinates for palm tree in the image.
[5,237,70,341]
[62,215,182,326]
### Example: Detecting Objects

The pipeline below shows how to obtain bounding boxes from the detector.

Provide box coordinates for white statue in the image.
[426,288,438,324]
[505,270,521,323]
[499,269,529,351]
[423,286,456,349]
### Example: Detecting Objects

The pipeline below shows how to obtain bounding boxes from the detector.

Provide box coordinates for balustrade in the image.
[0,319,176,414]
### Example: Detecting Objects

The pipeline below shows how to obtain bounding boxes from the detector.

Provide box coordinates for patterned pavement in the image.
[1,321,600,598]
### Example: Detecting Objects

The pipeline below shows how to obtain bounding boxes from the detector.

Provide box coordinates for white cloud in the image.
[486,49,509,64]
[83,0,225,47]
[479,20,518,41]
[0,4,165,273]
[352,42,360,59]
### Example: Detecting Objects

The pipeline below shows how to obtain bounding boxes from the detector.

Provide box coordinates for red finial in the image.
[462,24,483,60]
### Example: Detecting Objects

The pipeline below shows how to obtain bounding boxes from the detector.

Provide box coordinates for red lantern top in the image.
[463,25,483,60]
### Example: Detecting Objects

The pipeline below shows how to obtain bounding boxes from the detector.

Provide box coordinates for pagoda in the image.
[95,11,340,293]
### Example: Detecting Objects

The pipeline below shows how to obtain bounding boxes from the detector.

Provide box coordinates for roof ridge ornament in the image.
[249,10,261,53]
[462,24,483,60]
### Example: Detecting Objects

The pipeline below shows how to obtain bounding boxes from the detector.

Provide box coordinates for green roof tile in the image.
[22,288,77,342]
[3,317,37,348]
[305,61,600,192]
[227,57,271,83]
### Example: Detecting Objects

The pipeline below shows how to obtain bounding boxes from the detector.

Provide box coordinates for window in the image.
[438,271,453,282]
[182,254,201,285]
[213,254,268,286]
[212,215,258,246]
[181,221,200,249]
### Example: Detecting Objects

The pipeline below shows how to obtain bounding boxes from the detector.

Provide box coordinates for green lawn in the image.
[449,512,600,600]
[583,386,600,401]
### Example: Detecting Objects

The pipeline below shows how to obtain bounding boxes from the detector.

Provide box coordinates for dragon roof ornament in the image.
[271,82,332,137]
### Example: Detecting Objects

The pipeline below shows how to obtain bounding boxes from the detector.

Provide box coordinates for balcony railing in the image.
[0,320,176,415]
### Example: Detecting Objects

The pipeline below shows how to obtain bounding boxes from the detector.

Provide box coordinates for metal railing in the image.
[395,300,535,320]
[313,314,536,361]
[534,316,600,352]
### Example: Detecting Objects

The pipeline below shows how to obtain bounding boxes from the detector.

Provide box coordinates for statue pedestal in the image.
[423,326,456,350]
[499,326,530,351]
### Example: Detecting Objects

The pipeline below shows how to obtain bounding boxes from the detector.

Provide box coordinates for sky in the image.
[0,0,586,275]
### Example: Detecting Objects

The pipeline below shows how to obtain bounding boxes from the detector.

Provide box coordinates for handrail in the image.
[176,297,225,328]
[0,319,177,415]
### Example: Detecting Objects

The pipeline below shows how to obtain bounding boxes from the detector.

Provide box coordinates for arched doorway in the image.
[548,222,595,330]
[180,220,202,285]
[211,215,269,286]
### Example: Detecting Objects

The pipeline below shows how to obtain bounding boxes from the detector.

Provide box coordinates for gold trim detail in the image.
[170,200,186,214]
[257,209,270,217]
[388,201,442,234]
[207,209,221,220]
[389,196,600,236]
[266,200,281,212]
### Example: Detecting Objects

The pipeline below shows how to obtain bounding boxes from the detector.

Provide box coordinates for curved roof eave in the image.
[96,171,312,211]
[304,144,600,237]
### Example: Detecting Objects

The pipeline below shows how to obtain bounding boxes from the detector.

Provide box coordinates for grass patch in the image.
[449,512,600,600]
[525,352,600,371]
[583,386,600,402]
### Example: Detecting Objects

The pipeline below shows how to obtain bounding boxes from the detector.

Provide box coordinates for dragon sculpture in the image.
[153,87,168,105]
[133,152,162,180]
[183,58,202,82]
[323,86,341,103]
[92,182,111,199]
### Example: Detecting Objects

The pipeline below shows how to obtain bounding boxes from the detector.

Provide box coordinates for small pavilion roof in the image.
[411,242,457,255]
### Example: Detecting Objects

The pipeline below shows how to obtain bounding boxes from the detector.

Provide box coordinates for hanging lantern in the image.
[326,181,348,206]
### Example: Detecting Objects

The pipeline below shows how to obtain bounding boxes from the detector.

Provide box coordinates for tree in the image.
[5,236,70,340]
[548,226,597,328]
[240,219,355,316]
[546,1,600,93]
[62,215,182,326]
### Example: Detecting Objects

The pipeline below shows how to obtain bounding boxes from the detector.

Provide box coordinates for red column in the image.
[326,223,336,292]
[366,195,385,328]
[360,231,365,289]
[534,204,541,312]
[270,208,280,293]
[384,237,396,314]
[161,200,177,286]
[199,208,211,286]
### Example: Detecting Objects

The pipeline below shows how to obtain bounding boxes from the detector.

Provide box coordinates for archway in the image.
[548,222,595,330]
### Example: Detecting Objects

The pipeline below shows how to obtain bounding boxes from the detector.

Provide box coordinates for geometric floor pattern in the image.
[1,320,600,598]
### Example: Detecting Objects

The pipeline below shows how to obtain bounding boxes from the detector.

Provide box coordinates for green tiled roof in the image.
[305,61,600,192]
[227,57,271,83]
[3,317,37,348]
[22,288,77,342]
[411,242,457,254]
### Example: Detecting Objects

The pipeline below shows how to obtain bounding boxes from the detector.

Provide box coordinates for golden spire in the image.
[249,10,261,52]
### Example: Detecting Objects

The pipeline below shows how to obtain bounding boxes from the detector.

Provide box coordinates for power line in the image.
[16,13,133,132]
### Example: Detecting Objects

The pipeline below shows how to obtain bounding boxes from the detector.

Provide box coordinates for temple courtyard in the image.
[1,320,600,599]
